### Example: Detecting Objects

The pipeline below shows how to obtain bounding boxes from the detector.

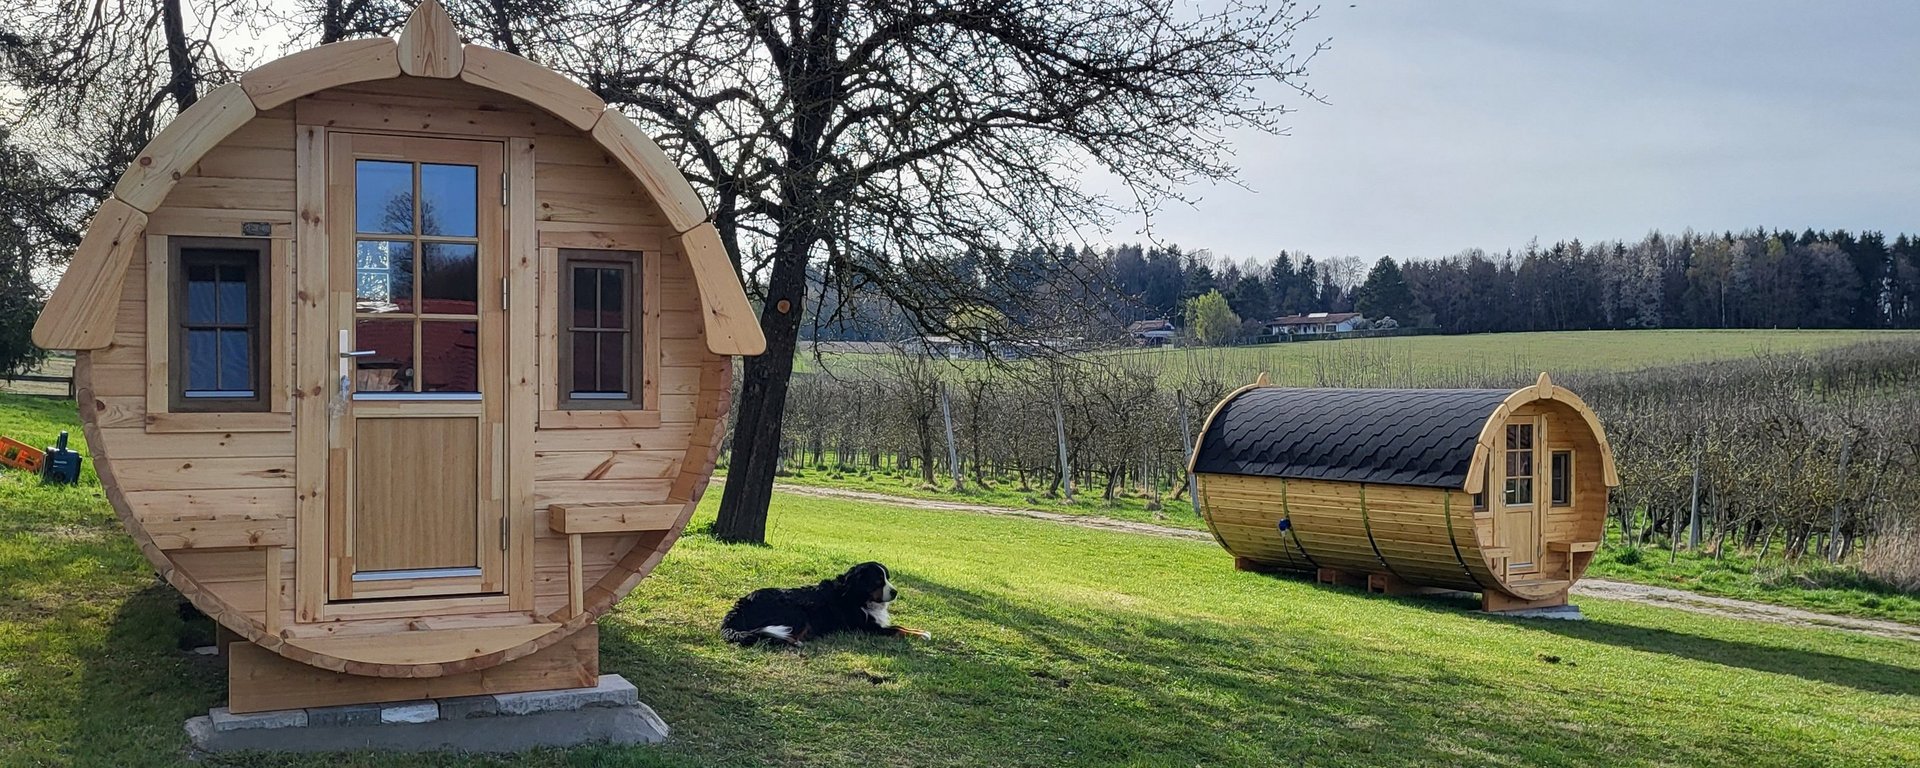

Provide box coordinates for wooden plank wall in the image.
[93,105,301,632]
[528,114,710,620]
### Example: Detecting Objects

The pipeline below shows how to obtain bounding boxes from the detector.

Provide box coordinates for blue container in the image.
[42,431,83,485]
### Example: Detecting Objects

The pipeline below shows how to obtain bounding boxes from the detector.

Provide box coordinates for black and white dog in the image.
[720,561,932,647]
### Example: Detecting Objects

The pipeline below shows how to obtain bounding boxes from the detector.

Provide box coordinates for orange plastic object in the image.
[0,436,45,473]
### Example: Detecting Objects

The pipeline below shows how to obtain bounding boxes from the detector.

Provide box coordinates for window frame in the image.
[168,237,270,413]
[1550,449,1574,507]
[557,248,648,411]
[1503,422,1535,507]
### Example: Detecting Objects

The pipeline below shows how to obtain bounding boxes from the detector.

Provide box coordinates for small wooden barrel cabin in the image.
[1189,373,1619,612]
[29,0,765,713]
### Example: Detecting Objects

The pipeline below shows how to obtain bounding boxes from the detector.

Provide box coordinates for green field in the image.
[3,389,1918,766]
[802,329,1920,386]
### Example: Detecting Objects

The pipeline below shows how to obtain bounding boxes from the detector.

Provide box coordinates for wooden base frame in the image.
[228,625,599,713]
[1480,589,1570,613]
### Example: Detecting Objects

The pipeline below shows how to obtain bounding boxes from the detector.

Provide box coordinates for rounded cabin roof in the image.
[1191,373,1620,492]
[30,0,763,357]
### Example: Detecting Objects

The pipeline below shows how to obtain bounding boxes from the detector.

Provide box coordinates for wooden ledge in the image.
[283,622,558,666]
[548,503,681,534]
[1480,547,1513,558]
[1547,540,1599,553]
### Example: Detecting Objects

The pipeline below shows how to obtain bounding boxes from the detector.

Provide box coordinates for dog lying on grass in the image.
[720,561,933,647]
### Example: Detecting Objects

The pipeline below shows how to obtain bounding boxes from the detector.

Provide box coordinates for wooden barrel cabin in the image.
[29,0,764,713]
[1189,373,1618,612]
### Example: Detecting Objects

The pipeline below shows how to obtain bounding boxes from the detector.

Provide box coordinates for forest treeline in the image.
[802,228,1920,343]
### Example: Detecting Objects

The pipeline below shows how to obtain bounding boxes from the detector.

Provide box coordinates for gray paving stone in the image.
[184,677,668,753]
[491,675,637,715]
[209,706,307,731]
[436,694,499,720]
[306,703,381,728]
[381,701,439,724]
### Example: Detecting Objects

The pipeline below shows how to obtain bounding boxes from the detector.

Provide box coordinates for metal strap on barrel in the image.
[1278,479,1319,570]
[1443,492,1489,592]
[1357,485,1411,584]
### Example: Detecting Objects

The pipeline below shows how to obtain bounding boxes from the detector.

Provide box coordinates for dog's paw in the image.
[902,628,933,640]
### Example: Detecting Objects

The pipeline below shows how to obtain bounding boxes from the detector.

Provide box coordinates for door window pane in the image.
[354,318,415,392]
[419,163,478,237]
[355,160,415,234]
[355,240,414,313]
[419,321,479,392]
[420,242,479,314]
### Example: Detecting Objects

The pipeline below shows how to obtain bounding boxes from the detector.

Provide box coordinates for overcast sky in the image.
[1096,1,1920,266]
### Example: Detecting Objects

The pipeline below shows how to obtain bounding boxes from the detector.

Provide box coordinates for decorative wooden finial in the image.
[1536,371,1554,398]
[1255,371,1271,387]
[399,0,464,78]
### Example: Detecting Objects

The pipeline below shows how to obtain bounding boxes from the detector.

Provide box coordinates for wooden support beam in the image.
[548,503,681,535]
[263,546,282,636]
[113,84,258,212]
[32,199,146,350]
[241,38,401,110]
[567,533,584,619]
[675,223,767,356]
[460,45,604,130]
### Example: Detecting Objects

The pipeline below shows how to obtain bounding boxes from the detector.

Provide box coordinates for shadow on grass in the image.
[1501,613,1920,697]
[72,583,224,767]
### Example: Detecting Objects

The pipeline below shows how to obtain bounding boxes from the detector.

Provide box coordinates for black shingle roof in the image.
[1193,387,1511,489]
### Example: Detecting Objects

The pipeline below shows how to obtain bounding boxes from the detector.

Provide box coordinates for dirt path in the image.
[771,482,1920,642]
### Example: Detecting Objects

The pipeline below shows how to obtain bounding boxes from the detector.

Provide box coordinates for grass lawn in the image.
[1587,542,1920,626]
[756,463,1209,532]
[2,389,1917,767]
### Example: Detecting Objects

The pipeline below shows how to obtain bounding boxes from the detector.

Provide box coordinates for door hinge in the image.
[501,513,510,551]
[501,172,509,205]
[501,277,510,309]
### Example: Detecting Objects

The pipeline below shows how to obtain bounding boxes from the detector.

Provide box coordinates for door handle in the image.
[341,349,377,358]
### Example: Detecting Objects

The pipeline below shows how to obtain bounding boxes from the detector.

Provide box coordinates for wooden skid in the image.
[227,625,599,713]
[1481,589,1569,613]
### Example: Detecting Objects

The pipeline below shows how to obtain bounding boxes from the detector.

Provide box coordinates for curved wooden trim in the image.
[32,199,146,350]
[114,84,258,213]
[591,109,710,233]
[1463,374,1620,495]
[459,45,604,131]
[398,0,463,78]
[241,38,401,110]
[676,224,767,356]
[1185,377,1267,476]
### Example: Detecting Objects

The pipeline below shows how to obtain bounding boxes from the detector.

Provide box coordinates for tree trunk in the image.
[712,229,812,543]
[160,0,197,111]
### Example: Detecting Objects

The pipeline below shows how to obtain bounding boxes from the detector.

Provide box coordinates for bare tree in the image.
[537,0,1324,542]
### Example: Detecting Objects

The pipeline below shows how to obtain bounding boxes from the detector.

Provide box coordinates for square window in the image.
[558,250,645,409]
[171,240,268,412]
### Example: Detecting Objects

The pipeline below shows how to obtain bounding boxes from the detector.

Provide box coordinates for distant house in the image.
[1265,312,1366,337]
[901,335,982,359]
[1127,318,1178,347]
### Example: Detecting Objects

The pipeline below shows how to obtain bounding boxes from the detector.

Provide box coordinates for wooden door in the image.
[325,133,507,600]
[1498,416,1544,574]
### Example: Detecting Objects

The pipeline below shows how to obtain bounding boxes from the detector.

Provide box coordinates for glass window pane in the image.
[420,242,478,314]
[598,268,625,329]
[218,329,252,391]
[355,160,415,234]
[597,331,627,393]
[216,268,249,325]
[419,321,479,392]
[355,240,414,314]
[571,266,597,330]
[186,264,218,324]
[419,163,478,237]
[353,319,414,392]
[571,331,598,393]
[186,329,218,390]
